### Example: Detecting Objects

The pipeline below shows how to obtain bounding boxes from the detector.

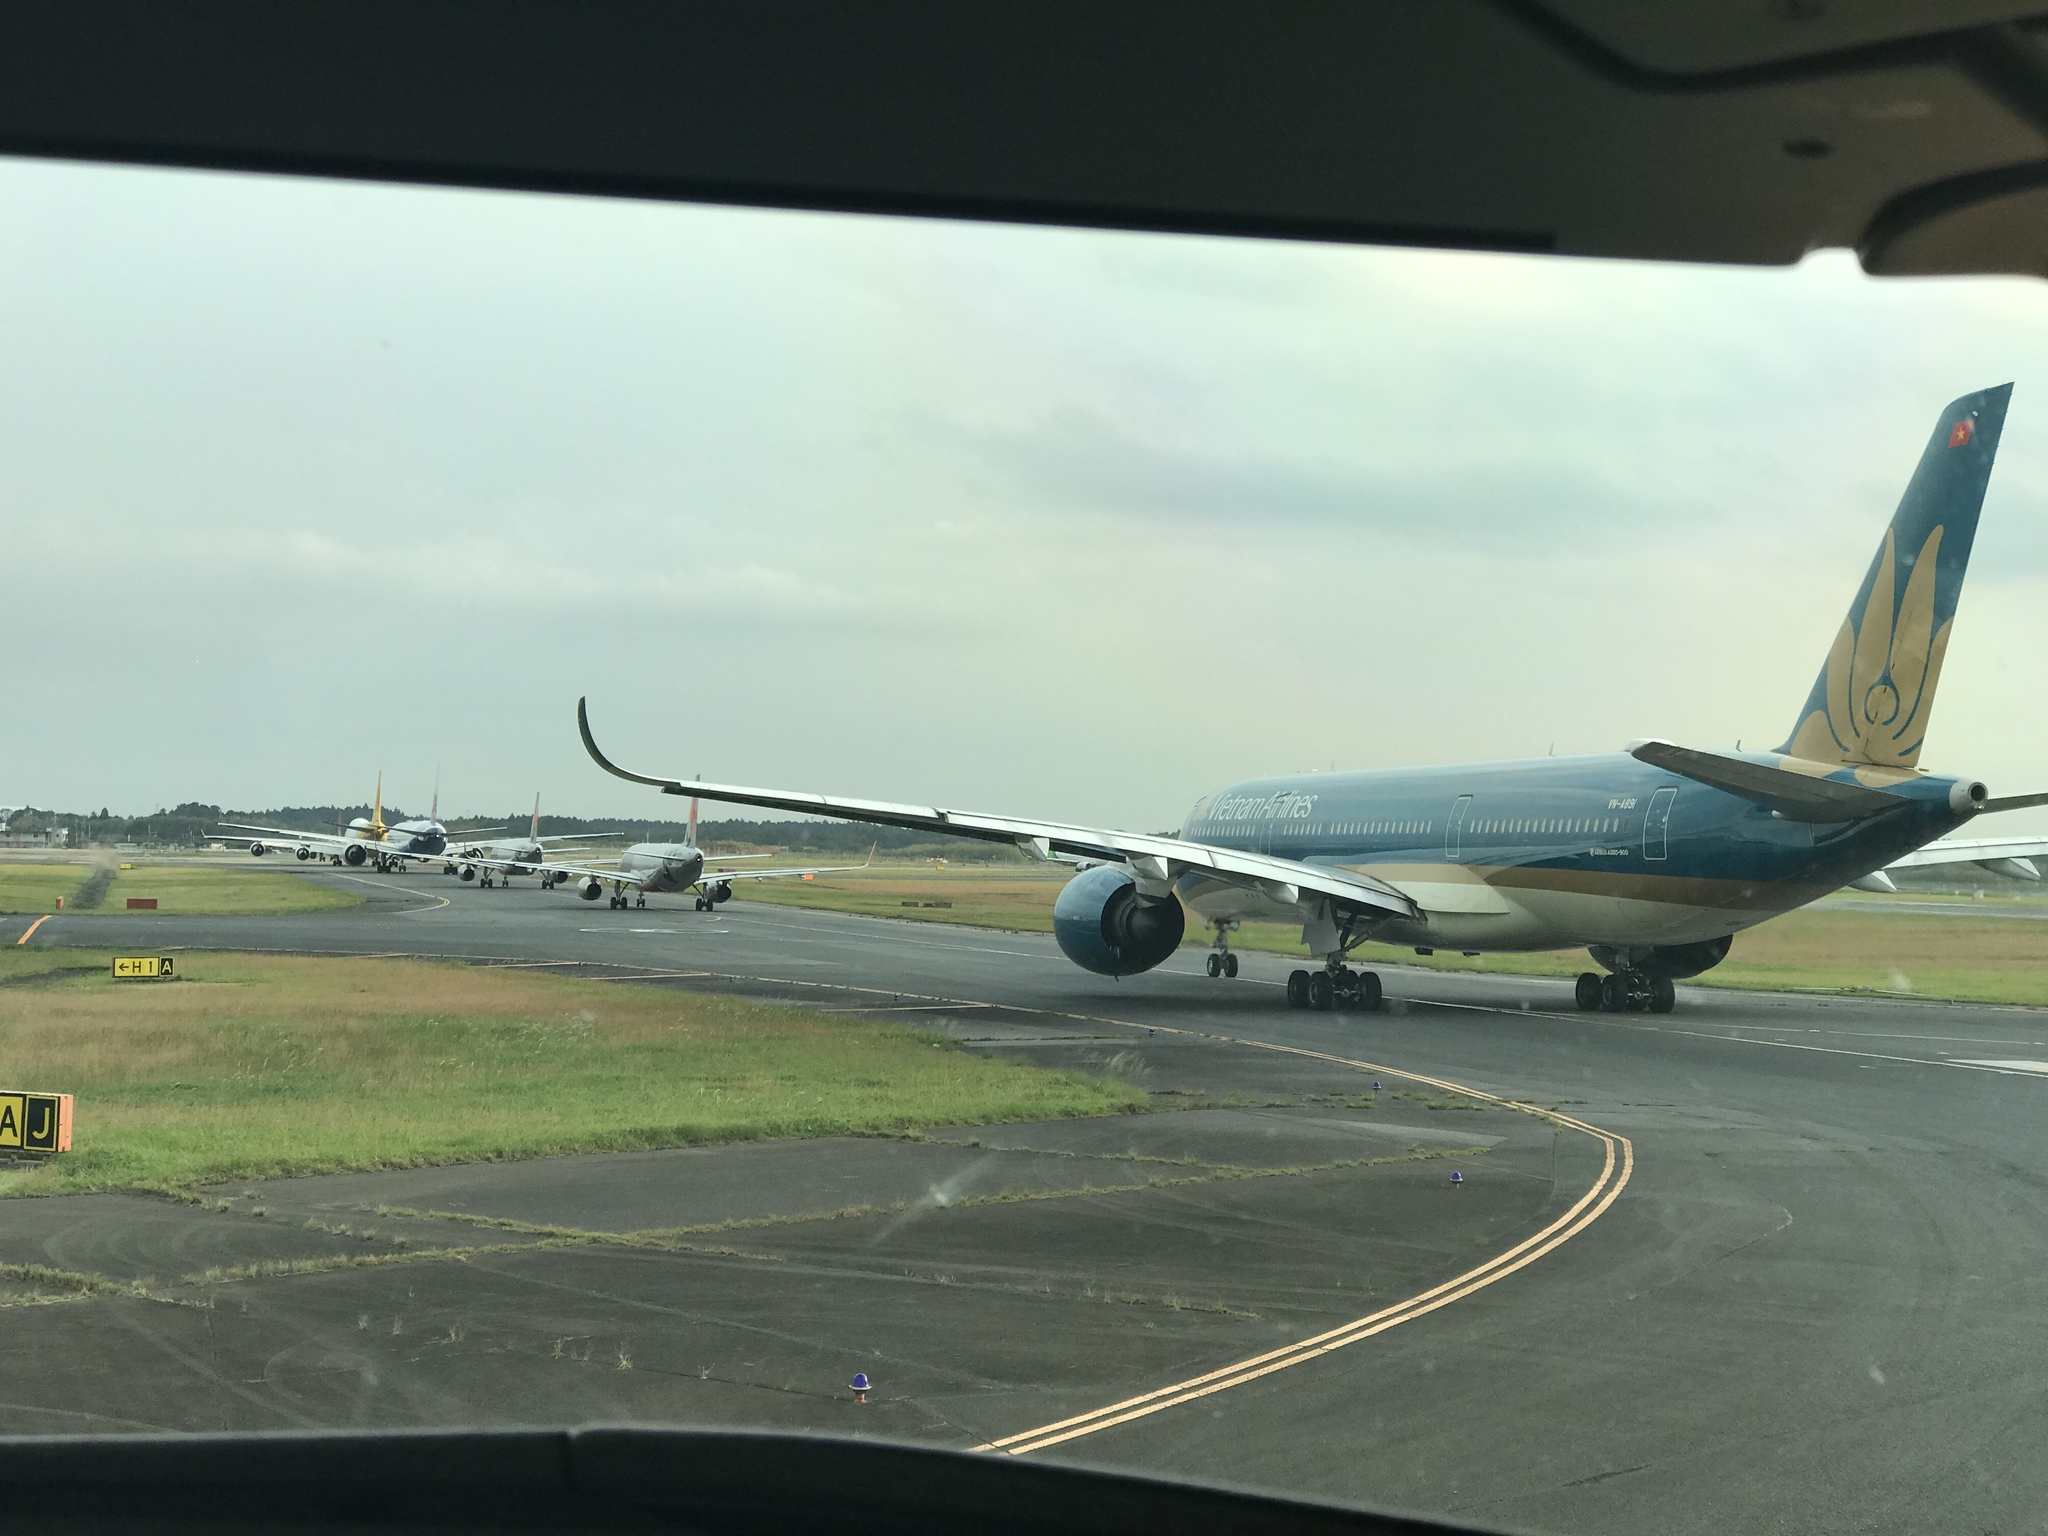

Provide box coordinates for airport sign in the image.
[0,1092,72,1155]
[111,956,175,980]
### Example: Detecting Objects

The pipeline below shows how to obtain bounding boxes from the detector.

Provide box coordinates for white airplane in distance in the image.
[457,795,873,909]
[445,795,627,887]
[216,776,501,873]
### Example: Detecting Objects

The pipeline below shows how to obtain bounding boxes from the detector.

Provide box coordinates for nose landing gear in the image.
[1204,922,1240,979]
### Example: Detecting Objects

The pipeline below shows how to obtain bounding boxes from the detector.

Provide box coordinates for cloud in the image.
[4,158,2048,835]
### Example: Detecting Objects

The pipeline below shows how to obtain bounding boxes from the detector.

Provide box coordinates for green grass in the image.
[101,864,361,915]
[0,862,359,916]
[1227,910,2048,1007]
[0,865,90,915]
[0,946,117,983]
[737,865,1067,931]
[0,953,1143,1195]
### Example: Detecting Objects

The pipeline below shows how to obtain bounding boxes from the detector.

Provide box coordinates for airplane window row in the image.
[1473,817,1627,836]
[1208,820,1433,838]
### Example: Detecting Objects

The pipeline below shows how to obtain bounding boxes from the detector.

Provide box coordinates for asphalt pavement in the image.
[7,868,2048,1534]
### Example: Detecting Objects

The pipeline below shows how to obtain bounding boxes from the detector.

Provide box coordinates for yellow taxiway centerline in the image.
[970,1013,1634,1456]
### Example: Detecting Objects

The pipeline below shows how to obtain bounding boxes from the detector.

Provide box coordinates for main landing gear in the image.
[608,892,646,910]
[1286,964,1382,1012]
[1203,921,1240,979]
[1576,970,1675,1014]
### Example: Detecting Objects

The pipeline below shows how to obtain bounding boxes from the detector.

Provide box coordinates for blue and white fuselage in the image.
[1175,752,1975,957]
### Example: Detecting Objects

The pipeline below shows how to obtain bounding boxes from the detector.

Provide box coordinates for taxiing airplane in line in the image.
[455,795,873,908]
[577,385,2048,1015]
[216,776,499,873]
[444,796,625,887]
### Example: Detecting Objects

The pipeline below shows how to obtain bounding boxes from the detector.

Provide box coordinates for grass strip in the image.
[0,953,1143,1196]
[0,863,361,917]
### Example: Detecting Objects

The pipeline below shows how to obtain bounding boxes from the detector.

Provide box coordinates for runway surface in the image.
[9,871,2048,1533]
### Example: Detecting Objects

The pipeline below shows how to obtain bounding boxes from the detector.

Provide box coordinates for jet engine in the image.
[295,847,312,861]
[248,842,267,857]
[580,878,604,901]
[343,844,368,866]
[709,882,732,904]
[458,865,476,882]
[1052,864,1185,977]
[1588,935,1732,979]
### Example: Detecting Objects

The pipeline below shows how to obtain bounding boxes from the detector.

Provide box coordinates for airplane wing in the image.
[215,823,357,853]
[216,823,450,868]
[577,699,1419,922]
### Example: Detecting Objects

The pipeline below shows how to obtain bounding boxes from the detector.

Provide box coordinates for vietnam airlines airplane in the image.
[578,385,2048,1016]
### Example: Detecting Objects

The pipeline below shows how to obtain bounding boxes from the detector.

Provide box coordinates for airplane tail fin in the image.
[687,787,699,850]
[1779,383,2011,769]
[531,794,542,842]
[373,771,385,837]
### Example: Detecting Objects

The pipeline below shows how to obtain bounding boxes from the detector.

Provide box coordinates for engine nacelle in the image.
[343,844,368,866]
[711,882,732,904]
[1589,934,1732,979]
[248,842,267,857]
[458,865,476,882]
[1052,864,1185,977]
[580,879,603,901]
[295,846,312,861]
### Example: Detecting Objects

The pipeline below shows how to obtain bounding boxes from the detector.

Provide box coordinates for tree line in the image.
[7,802,1021,860]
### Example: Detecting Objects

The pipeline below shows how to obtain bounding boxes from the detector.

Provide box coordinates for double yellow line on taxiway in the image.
[974,1018,1634,1457]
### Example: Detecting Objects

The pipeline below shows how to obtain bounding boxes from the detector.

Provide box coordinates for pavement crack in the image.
[1561,1463,1651,1488]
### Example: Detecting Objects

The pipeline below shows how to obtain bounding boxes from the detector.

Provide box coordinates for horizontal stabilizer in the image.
[1889,834,2048,877]
[1628,741,1906,823]
[1980,791,2048,815]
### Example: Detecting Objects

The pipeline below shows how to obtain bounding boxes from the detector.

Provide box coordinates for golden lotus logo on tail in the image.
[1786,525,1948,769]
[1779,385,2008,776]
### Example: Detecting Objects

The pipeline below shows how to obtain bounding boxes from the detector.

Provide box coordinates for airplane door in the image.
[1643,786,1677,861]
[1446,795,1473,863]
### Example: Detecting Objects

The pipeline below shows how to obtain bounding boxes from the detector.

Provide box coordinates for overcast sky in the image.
[6,155,2048,834]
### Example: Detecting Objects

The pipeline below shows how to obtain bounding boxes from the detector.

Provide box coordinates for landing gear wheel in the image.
[1308,971,1335,1012]
[1625,974,1649,1011]
[1575,972,1603,1011]
[1205,953,1222,978]
[1599,973,1627,1012]
[1649,976,1676,1014]
[1286,970,1311,1009]
[635,896,646,909]
[1360,970,1382,1011]
[1223,952,1239,978]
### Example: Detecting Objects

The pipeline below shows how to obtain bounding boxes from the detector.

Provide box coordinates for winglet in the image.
[578,698,684,791]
